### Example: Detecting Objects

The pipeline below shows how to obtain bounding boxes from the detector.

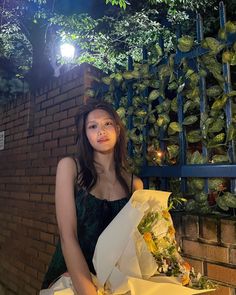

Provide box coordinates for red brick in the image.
[54,110,68,121]
[53,128,67,139]
[200,285,233,295]
[182,215,199,239]
[47,104,60,115]
[221,219,236,245]
[41,98,54,109]
[230,247,236,264]
[44,140,58,149]
[36,94,47,103]
[207,263,236,286]
[48,87,60,99]
[201,217,218,242]
[59,136,75,146]
[61,98,76,111]
[40,232,54,244]
[59,117,75,128]
[182,240,229,263]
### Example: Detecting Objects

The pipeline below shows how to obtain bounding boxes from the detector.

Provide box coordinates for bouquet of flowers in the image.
[41,190,215,295]
[138,208,215,290]
[93,189,216,295]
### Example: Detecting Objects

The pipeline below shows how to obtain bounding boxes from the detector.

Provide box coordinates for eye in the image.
[105,121,113,126]
[88,124,97,129]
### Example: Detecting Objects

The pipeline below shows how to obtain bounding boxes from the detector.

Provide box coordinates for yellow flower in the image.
[162,210,171,220]
[168,225,175,236]
[143,232,158,254]
[181,273,190,286]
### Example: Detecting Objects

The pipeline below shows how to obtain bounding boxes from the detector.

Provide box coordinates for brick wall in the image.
[0,63,100,295]
[172,213,236,295]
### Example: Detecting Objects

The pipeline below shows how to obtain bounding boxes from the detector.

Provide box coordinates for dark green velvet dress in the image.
[41,188,129,289]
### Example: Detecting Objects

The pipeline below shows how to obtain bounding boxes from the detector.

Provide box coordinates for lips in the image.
[97,137,109,143]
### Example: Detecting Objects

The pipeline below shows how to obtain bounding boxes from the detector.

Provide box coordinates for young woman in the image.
[41,99,143,295]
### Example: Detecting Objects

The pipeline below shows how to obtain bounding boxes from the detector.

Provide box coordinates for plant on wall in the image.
[87,19,236,215]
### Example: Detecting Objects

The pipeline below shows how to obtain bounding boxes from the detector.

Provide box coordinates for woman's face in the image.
[85,109,120,154]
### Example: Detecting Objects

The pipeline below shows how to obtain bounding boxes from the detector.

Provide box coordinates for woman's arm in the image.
[55,157,97,295]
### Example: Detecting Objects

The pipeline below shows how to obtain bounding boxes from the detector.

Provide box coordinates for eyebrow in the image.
[86,117,113,125]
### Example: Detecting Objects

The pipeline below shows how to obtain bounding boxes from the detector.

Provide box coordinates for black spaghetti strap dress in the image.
[41,187,131,289]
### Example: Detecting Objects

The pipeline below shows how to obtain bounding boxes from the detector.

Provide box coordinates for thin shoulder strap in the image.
[130,173,134,195]
[72,157,79,182]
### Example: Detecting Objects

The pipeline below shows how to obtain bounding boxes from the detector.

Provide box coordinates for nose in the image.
[98,125,106,134]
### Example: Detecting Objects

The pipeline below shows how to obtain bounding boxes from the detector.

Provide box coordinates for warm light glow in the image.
[60,43,75,59]
[157,151,163,158]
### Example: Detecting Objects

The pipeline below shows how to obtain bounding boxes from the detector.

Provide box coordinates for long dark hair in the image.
[75,99,130,196]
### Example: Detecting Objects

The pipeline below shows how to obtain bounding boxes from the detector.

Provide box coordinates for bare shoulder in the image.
[122,170,143,191]
[132,174,143,190]
[57,157,78,176]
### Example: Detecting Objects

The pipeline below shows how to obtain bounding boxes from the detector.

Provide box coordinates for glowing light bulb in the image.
[60,43,75,59]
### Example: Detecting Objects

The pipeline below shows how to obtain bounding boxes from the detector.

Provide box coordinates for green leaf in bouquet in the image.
[189,151,205,164]
[208,118,225,133]
[212,154,229,163]
[182,115,198,126]
[206,85,223,98]
[208,178,225,191]
[148,90,160,102]
[132,117,143,128]
[157,113,170,127]
[191,178,205,190]
[171,97,178,113]
[186,130,202,143]
[167,144,179,159]
[168,122,182,135]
